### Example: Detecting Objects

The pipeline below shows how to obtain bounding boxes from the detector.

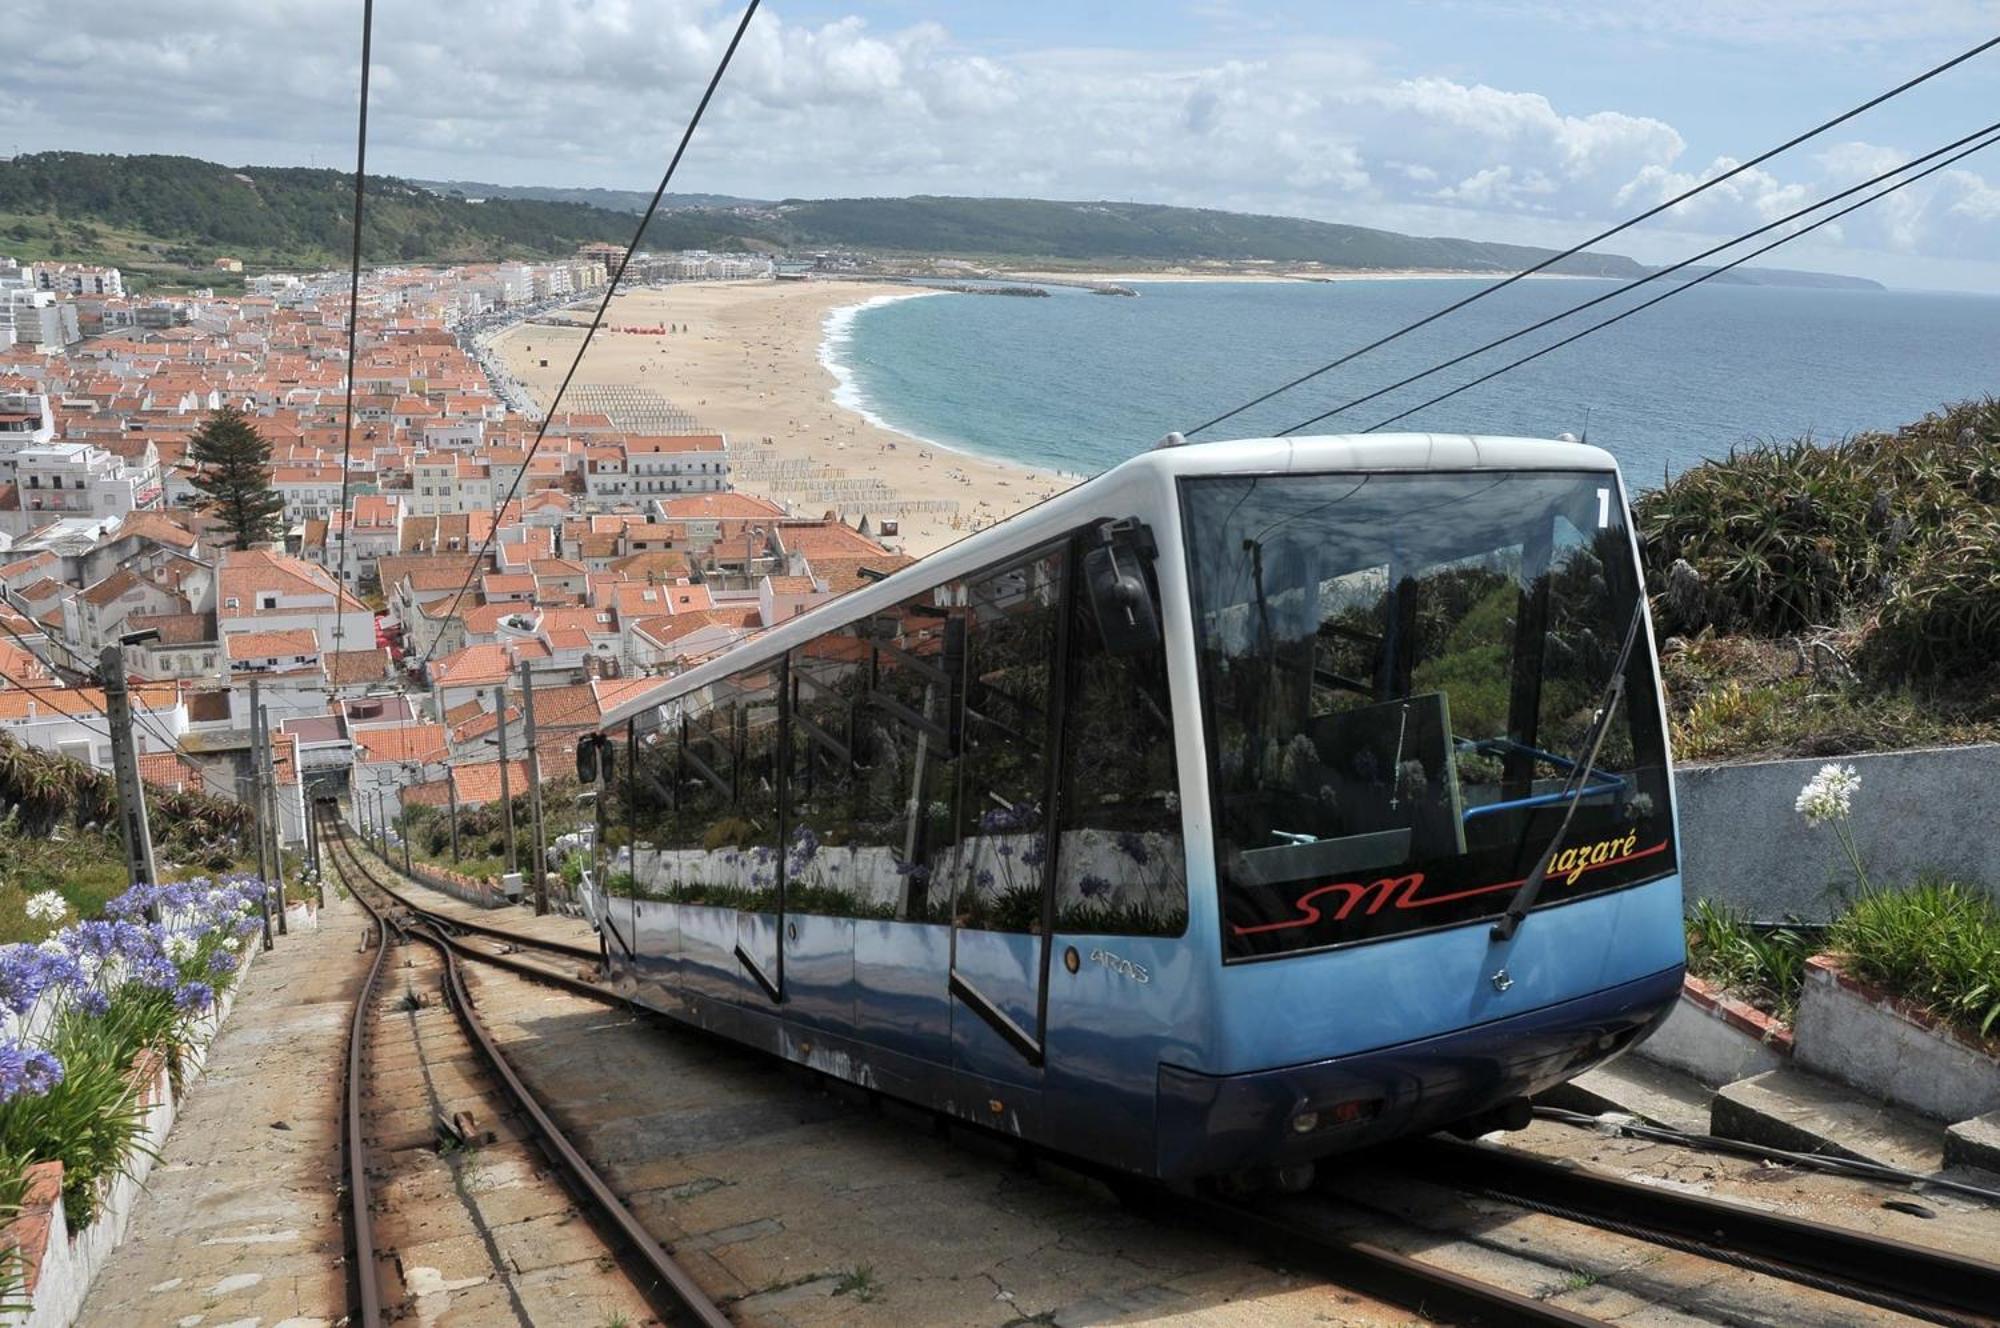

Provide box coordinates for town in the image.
[0,247,910,877]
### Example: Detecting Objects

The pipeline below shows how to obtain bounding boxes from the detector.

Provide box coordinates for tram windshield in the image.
[1183,470,1677,960]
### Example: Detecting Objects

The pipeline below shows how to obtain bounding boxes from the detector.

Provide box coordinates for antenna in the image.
[1581,406,1592,446]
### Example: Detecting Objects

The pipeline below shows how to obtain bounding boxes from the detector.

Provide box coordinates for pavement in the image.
[74,889,375,1328]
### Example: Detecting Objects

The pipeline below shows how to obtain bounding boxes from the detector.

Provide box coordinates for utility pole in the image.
[376,788,390,860]
[401,766,414,876]
[446,770,461,862]
[493,683,518,879]
[251,680,286,936]
[99,644,159,906]
[518,659,549,915]
[304,791,324,906]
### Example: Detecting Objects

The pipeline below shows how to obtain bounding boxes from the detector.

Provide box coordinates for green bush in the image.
[1684,899,1812,1021]
[1829,880,2000,1042]
[1636,398,2000,644]
[1864,517,2000,680]
[0,1008,156,1229]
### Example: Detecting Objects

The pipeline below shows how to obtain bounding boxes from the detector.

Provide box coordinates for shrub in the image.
[1684,899,1812,1021]
[0,1009,154,1228]
[1864,517,2000,680]
[1635,398,2000,643]
[1829,879,2000,1042]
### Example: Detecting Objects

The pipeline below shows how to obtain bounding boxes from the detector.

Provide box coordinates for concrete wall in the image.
[1677,744,2000,920]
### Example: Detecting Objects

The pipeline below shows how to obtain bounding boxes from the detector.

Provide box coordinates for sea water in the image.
[825,278,2000,485]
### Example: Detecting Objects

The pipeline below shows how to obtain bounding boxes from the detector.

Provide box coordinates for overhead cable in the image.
[411,0,762,679]
[1180,32,2000,439]
[331,0,376,653]
[1278,117,2000,436]
[1359,126,2000,433]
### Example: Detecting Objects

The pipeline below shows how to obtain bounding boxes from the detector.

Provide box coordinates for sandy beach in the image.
[491,281,1070,557]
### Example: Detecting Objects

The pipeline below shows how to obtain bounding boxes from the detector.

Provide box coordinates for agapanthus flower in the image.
[75,988,110,1018]
[207,949,238,977]
[1795,763,1860,826]
[0,1042,63,1104]
[0,944,52,1015]
[164,934,197,965]
[1076,873,1113,900]
[1115,832,1151,866]
[25,891,70,924]
[174,982,215,1014]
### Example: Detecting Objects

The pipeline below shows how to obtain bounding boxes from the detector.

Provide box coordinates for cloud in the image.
[4,0,1996,281]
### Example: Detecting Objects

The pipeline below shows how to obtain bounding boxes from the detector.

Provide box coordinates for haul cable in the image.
[1181,32,2000,440]
[1412,1138,2000,1327]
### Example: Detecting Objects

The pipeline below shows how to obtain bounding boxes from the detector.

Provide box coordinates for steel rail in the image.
[322,813,733,1328]
[362,847,600,962]
[1184,1190,1610,1327]
[341,855,393,1328]
[1409,1138,2000,1328]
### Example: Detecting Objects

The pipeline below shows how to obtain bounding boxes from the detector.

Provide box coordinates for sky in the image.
[8,0,2000,290]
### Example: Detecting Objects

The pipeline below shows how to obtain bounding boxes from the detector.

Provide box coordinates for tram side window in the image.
[787,629,902,918]
[1055,546,1187,936]
[867,592,963,920]
[663,685,740,904]
[614,720,674,899]
[952,550,1063,935]
[726,665,784,913]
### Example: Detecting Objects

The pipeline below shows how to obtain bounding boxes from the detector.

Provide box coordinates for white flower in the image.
[1795,763,1860,827]
[25,891,69,923]
[164,934,196,963]
[222,936,241,953]
[37,940,65,959]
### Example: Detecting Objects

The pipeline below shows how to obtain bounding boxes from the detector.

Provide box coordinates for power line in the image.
[1360,127,2000,435]
[410,0,761,680]
[0,667,115,741]
[331,0,376,654]
[1277,117,2000,437]
[1180,32,2000,440]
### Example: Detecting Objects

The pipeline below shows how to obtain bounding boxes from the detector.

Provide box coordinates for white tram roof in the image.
[595,432,1621,732]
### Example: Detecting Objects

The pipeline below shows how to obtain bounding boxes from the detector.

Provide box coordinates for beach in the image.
[490,280,1070,557]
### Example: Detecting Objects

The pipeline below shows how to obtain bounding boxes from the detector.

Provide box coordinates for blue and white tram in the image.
[580,434,1684,1185]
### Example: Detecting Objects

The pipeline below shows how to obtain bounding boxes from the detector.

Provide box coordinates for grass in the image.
[1829,879,2000,1043]
[0,828,268,944]
[832,1265,881,1303]
[1684,899,1813,1022]
[1660,634,2000,763]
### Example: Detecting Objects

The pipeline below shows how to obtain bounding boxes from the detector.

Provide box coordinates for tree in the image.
[187,405,285,550]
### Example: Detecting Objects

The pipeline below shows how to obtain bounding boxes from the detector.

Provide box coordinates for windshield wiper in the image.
[1490,602,1646,944]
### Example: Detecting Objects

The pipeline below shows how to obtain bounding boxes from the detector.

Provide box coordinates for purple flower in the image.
[1077,873,1112,900]
[975,868,995,891]
[132,954,179,992]
[22,1047,62,1095]
[0,945,51,1016]
[234,914,264,938]
[1115,832,1151,866]
[1020,839,1047,869]
[207,950,239,977]
[174,983,215,1014]
[0,1042,63,1104]
[997,842,1015,860]
[75,988,110,1018]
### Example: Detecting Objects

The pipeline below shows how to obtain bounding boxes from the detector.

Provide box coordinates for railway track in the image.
[328,812,730,1328]
[328,817,2000,1327]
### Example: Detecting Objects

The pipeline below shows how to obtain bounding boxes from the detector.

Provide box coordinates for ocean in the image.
[821,278,2000,486]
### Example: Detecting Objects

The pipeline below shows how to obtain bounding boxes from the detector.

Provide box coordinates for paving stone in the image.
[1537,1053,1713,1134]
[1944,1109,2000,1175]
[1711,1066,1945,1172]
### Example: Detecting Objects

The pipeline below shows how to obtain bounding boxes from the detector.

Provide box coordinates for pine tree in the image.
[187,405,284,550]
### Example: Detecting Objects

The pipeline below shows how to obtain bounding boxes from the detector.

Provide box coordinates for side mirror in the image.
[1083,518,1162,658]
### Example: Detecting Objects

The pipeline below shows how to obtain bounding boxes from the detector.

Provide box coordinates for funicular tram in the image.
[575,434,1684,1186]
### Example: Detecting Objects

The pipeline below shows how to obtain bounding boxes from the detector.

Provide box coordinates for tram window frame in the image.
[949,543,1068,937]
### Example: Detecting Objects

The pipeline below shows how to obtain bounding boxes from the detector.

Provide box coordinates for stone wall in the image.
[1677,743,2000,920]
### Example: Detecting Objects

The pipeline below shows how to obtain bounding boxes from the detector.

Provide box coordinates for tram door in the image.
[948,550,1066,1107]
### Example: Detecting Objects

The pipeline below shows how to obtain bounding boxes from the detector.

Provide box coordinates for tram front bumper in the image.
[1153,964,1683,1179]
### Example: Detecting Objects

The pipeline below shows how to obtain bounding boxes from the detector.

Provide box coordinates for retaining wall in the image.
[1677,743,2000,920]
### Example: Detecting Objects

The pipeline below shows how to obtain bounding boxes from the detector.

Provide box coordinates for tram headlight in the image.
[1290,1109,1320,1134]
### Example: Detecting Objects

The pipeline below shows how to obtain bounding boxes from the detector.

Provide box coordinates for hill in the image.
[0,153,754,290]
[413,178,767,212]
[0,151,1883,292]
